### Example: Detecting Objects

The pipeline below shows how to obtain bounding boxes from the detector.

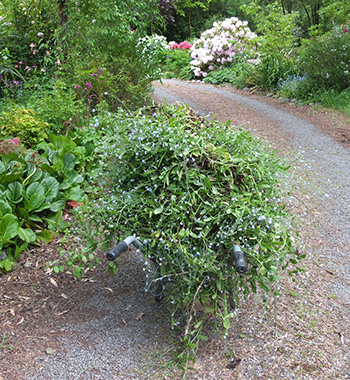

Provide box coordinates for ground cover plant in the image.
[0,134,89,272]
[62,103,300,369]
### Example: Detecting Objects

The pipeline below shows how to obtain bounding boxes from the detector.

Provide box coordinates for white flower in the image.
[37,32,43,37]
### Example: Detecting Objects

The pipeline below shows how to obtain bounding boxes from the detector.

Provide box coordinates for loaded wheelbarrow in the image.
[106,235,247,306]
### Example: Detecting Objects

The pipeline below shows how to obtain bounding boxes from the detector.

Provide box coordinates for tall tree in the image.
[175,0,213,38]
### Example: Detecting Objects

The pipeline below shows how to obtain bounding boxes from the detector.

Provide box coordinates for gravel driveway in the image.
[153,79,350,304]
[1,79,349,380]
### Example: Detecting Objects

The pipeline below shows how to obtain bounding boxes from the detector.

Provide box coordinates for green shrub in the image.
[0,107,49,147]
[277,74,312,100]
[64,104,299,364]
[74,58,154,113]
[34,79,81,133]
[242,1,298,90]
[164,48,194,79]
[204,62,255,88]
[252,53,296,90]
[298,25,350,92]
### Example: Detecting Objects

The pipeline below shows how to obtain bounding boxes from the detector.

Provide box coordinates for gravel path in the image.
[2,79,349,380]
[153,79,350,304]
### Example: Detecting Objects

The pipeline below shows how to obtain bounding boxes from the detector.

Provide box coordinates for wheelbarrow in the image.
[106,236,247,305]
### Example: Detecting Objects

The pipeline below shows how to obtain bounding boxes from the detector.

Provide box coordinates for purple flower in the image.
[85,82,93,88]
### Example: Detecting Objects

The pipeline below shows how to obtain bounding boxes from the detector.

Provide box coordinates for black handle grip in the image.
[106,241,128,261]
[233,246,247,274]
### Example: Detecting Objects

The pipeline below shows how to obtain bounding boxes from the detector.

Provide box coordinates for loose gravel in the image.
[2,79,349,380]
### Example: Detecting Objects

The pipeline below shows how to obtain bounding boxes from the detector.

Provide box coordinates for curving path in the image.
[3,79,350,380]
[153,79,350,304]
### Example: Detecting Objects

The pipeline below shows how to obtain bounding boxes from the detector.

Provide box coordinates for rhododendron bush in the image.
[190,17,258,78]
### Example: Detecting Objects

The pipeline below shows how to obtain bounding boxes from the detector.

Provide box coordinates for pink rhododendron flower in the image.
[190,17,258,79]
[169,40,192,50]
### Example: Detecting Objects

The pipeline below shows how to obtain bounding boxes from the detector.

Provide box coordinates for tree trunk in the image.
[57,0,68,59]
[58,0,68,27]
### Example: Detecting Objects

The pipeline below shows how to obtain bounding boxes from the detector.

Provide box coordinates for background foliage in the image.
[0,0,349,370]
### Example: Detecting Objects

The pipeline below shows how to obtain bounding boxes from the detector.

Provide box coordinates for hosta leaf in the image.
[24,182,45,211]
[0,160,5,174]
[18,227,36,243]
[36,230,54,243]
[49,134,76,150]
[28,213,43,223]
[0,214,19,241]
[65,186,85,201]
[6,182,23,203]
[42,177,60,200]
[0,200,12,216]
[62,153,76,174]
[49,198,66,213]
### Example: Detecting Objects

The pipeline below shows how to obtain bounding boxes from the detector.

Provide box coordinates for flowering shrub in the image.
[297,22,350,92]
[190,17,258,78]
[164,41,194,79]
[169,40,192,50]
[136,34,168,80]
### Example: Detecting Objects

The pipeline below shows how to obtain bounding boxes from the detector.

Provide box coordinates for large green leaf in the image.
[0,214,19,241]
[18,227,36,243]
[0,160,5,174]
[36,230,54,243]
[17,207,30,221]
[0,200,12,216]
[65,186,85,201]
[49,134,76,150]
[26,164,44,183]
[60,171,84,190]
[6,182,23,203]
[0,173,23,185]
[62,153,76,174]
[40,163,57,176]
[42,177,60,200]
[24,182,45,211]
[49,198,66,212]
